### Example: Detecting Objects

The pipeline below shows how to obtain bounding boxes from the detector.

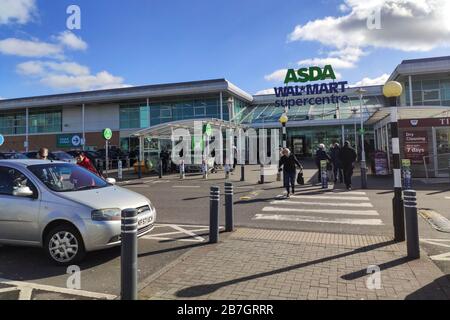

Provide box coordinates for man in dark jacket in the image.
[339,141,357,190]
[279,148,303,198]
[315,144,331,183]
[330,143,343,183]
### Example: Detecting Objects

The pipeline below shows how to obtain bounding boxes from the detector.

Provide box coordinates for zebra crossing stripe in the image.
[270,200,374,208]
[262,206,379,216]
[289,195,370,201]
[330,191,367,195]
[253,214,383,225]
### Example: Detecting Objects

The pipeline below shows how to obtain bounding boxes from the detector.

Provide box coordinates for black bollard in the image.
[159,159,163,179]
[121,208,138,300]
[240,164,245,182]
[259,164,264,184]
[225,182,234,232]
[209,186,220,243]
[403,190,420,259]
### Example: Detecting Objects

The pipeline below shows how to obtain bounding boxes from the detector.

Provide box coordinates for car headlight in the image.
[91,208,121,221]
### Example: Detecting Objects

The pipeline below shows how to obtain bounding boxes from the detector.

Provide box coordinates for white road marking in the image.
[270,200,374,208]
[253,214,383,225]
[420,239,450,261]
[262,206,379,216]
[125,184,148,188]
[142,224,224,243]
[289,195,370,201]
[0,278,116,300]
[445,197,450,200]
[172,185,201,188]
[331,191,367,195]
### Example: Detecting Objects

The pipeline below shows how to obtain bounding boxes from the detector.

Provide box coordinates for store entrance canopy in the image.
[365,106,450,126]
[132,118,246,139]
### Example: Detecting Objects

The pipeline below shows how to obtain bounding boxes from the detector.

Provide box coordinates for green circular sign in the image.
[103,128,113,140]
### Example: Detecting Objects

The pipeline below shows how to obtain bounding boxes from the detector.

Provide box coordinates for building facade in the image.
[1,56,450,176]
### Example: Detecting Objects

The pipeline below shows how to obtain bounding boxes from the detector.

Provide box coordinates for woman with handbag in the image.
[279,148,303,198]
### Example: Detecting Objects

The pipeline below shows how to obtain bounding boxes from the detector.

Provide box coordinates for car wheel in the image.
[44,225,86,266]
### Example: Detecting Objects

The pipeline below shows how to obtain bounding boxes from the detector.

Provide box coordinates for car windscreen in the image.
[28,163,109,192]
[3,153,28,159]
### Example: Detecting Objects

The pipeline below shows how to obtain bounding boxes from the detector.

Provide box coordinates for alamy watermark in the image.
[67,5,81,30]
[66,265,81,290]
[366,265,382,290]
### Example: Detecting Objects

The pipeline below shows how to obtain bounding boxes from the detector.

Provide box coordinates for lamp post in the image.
[355,88,368,189]
[383,81,405,242]
[277,112,289,182]
[351,107,358,157]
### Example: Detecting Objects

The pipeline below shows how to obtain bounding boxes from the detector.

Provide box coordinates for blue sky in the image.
[0,0,449,99]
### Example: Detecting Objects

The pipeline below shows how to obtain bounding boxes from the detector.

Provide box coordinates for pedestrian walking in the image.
[330,143,343,183]
[315,144,331,183]
[339,141,357,191]
[278,148,303,198]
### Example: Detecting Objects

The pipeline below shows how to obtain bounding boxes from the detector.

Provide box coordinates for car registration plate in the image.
[138,214,152,227]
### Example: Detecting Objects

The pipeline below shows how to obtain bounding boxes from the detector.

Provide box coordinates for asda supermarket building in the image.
[1,55,450,176]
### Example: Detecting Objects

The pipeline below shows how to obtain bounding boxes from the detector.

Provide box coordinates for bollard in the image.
[240,164,245,182]
[403,190,420,259]
[209,186,220,243]
[225,182,234,232]
[180,160,185,180]
[203,160,208,179]
[159,159,163,179]
[259,164,264,184]
[121,208,138,300]
[118,160,123,180]
[320,160,328,189]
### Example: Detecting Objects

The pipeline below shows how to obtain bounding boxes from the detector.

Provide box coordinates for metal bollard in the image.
[403,190,420,259]
[121,208,138,300]
[118,159,123,180]
[180,160,185,180]
[240,164,245,182]
[159,160,163,179]
[209,186,220,243]
[259,164,264,184]
[225,182,234,232]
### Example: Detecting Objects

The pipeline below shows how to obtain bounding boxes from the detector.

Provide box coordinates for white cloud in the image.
[255,88,275,95]
[264,69,288,82]
[351,73,390,87]
[298,57,355,69]
[0,0,37,25]
[40,71,128,91]
[0,38,63,58]
[17,61,90,77]
[16,60,129,91]
[288,0,450,52]
[56,31,88,51]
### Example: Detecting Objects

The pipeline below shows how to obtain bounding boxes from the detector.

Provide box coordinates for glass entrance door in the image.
[435,128,450,177]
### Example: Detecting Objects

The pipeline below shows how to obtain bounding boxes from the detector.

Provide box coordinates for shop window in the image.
[423,89,440,102]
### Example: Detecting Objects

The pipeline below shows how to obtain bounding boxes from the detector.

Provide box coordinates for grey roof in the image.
[0,79,254,110]
[388,56,450,81]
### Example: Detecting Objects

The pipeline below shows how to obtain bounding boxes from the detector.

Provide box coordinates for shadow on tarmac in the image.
[175,239,397,298]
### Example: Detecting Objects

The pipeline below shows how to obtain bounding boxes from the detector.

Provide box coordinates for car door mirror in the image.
[106,178,116,185]
[13,186,34,197]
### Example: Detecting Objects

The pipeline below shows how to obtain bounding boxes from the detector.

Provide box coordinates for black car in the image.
[23,151,76,163]
[0,152,29,160]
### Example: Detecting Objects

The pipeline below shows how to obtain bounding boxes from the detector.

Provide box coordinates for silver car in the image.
[0,160,156,265]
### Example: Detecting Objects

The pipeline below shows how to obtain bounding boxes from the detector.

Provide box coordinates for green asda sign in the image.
[284,65,337,84]
[57,134,83,148]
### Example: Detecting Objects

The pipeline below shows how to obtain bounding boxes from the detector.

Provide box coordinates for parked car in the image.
[24,150,76,163]
[0,152,29,160]
[0,160,156,265]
